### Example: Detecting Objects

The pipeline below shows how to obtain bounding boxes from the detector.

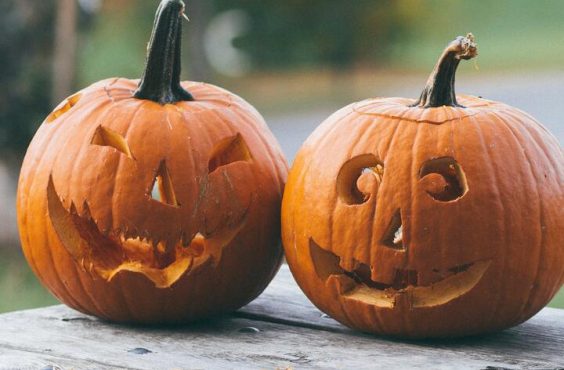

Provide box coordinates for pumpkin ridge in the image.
[43,98,117,311]
[223,105,286,193]
[72,97,126,221]
[492,111,545,320]
[72,254,112,319]
[368,119,403,265]
[367,118,404,272]
[406,120,426,268]
[503,109,562,172]
[329,114,374,266]
[106,100,146,234]
[42,196,92,314]
[468,113,508,328]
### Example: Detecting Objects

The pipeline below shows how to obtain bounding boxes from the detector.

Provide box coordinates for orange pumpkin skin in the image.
[282,35,564,338]
[17,1,287,323]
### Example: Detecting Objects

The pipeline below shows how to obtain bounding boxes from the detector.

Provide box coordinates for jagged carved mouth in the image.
[310,239,491,308]
[47,177,246,288]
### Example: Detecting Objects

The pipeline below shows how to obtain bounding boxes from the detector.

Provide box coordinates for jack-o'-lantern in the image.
[282,34,564,338]
[17,0,288,323]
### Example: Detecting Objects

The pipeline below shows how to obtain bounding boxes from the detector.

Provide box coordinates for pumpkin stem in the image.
[411,33,477,108]
[134,0,194,104]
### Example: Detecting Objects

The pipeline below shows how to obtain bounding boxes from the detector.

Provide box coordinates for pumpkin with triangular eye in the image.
[17,0,287,323]
[282,34,564,338]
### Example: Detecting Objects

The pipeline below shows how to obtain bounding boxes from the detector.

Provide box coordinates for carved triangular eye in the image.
[208,134,252,173]
[91,125,134,159]
[150,161,179,207]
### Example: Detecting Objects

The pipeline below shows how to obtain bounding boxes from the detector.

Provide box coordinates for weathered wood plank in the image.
[244,266,564,358]
[0,266,562,370]
[2,305,562,370]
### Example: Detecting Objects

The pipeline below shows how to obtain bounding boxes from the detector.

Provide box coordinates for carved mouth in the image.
[310,239,491,308]
[47,176,245,288]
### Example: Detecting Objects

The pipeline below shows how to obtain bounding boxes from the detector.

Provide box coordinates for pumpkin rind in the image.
[281,35,564,338]
[17,0,288,323]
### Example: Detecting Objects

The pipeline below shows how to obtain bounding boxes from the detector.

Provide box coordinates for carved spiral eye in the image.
[419,157,468,202]
[337,154,384,205]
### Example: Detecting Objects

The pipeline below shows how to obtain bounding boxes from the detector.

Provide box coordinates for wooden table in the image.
[0,266,562,370]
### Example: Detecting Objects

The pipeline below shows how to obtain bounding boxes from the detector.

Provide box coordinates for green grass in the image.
[0,246,562,314]
[0,248,58,314]
[549,289,564,309]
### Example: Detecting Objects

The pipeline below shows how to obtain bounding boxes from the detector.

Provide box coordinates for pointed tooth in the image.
[180,232,187,246]
[340,258,356,272]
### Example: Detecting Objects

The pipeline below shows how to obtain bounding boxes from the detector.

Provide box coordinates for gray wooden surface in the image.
[0,266,563,370]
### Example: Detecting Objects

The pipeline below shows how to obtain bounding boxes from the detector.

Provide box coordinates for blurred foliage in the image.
[213,0,409,69]
[0,0,95,158]
[0,249,58,313]
[0,0,56,158]
[2,0,564,157]
[388,0,564,70]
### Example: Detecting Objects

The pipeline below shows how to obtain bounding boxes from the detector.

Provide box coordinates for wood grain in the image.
[0,266,562,370]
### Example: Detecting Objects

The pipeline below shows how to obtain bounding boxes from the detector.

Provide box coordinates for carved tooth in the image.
[339,258,356,272]
[148,237,156,248]
[181,232,192,247]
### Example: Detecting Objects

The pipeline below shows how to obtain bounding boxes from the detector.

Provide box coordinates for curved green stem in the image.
[134,0,194,104]
[411,33,477,108]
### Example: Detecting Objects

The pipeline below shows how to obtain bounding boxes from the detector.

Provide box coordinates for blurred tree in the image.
[52,0,78,105]
[0,1,97,160]
[214,0,409,70]
[187,0,213,80]
[0,0,56,159]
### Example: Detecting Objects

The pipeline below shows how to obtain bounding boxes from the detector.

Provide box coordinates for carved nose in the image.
[382,209,405,251]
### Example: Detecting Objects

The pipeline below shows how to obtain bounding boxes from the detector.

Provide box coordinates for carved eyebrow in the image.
[91,125,134,159]
[208,134,252,173]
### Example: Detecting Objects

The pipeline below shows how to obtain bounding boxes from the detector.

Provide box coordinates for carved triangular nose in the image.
[382,209,405,251]
[150,160,179,207]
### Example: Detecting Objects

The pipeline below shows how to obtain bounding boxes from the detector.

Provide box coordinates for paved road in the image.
[268,71,563,162]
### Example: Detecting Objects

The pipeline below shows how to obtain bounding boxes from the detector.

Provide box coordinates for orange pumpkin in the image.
[17,0,287,323]
[282,34,564,338]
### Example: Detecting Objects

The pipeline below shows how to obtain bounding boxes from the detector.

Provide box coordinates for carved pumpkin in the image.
[17,0,287,323]
[282,34,564,338]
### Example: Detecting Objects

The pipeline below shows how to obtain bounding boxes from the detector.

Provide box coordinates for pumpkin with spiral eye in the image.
[282,34,564,338]
[17,0,288,323]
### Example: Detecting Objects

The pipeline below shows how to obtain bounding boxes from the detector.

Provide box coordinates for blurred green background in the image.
[0,0,562,314]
